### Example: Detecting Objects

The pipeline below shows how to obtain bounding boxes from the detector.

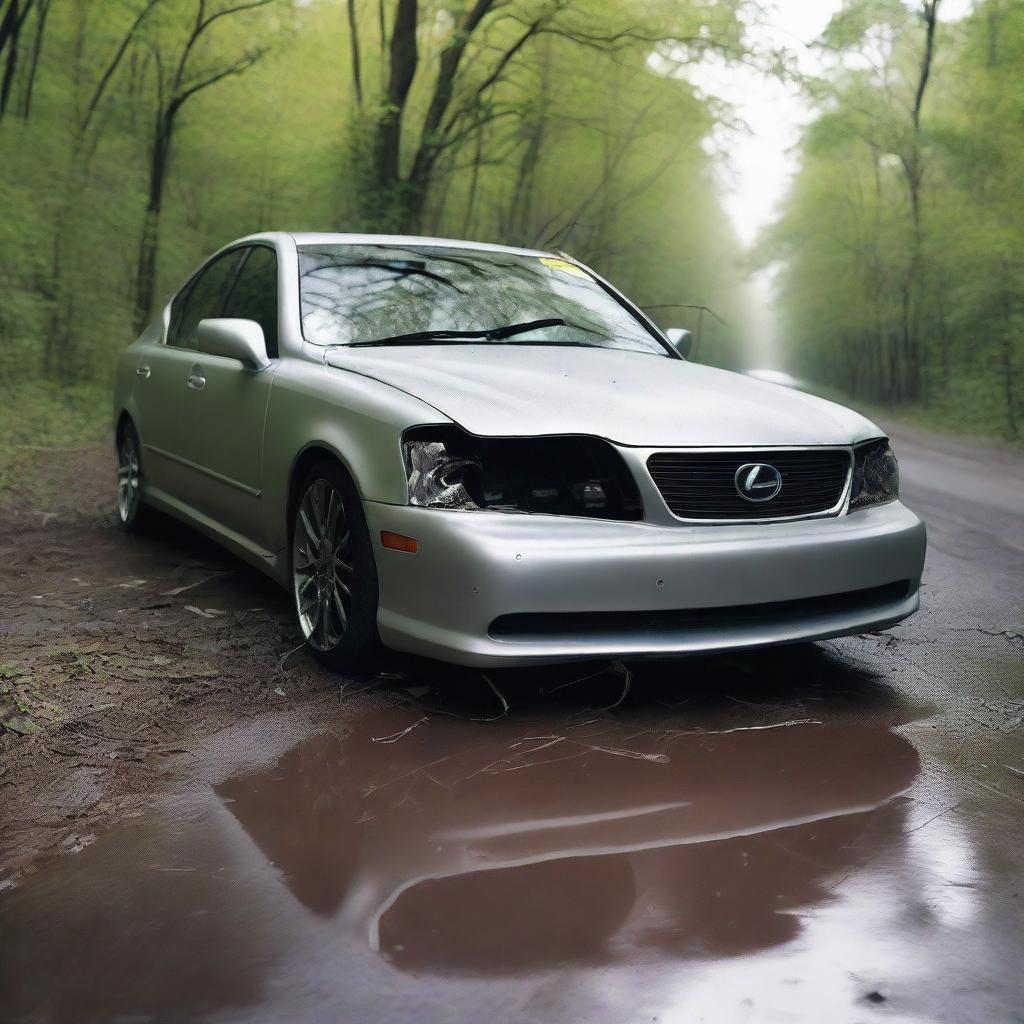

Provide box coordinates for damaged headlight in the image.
[405,438,482,510]
[402,426,643,520]
[849,439,899,511]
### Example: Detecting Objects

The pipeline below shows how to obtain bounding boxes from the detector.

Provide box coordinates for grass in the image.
[802,383,1024,452]
[0,378,111,503]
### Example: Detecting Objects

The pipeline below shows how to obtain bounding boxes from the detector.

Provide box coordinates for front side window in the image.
[221,246,280,358]
[168,249,244,348]
[296,244,669,357]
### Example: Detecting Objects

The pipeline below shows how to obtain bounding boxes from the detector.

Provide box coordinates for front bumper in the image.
[364,500,927,667]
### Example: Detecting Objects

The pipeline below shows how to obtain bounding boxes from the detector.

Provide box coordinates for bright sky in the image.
[685,0,974,364]
[691,0,845,249]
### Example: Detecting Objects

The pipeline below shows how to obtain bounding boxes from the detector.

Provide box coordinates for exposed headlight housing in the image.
[850,438,899,511]
[402,426,643,520]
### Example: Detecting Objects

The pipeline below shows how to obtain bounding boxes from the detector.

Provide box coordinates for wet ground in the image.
[1,425,1023,1023]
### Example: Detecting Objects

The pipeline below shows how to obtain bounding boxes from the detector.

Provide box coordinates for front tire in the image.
[291,461,381,673]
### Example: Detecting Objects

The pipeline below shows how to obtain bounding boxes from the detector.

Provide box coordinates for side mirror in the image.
[665,327,694,360]
[197,318,270,370]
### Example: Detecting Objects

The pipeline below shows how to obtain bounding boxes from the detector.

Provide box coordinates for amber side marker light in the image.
[380,530,419,553]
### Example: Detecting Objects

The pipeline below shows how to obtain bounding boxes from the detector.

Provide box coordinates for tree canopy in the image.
[762,0,1023,439]
[0,0,752,386]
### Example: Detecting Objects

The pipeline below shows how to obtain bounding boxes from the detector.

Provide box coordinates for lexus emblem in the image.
[735,463,782,502]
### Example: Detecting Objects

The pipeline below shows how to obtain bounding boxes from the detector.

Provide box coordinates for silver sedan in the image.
[113,233,927,669]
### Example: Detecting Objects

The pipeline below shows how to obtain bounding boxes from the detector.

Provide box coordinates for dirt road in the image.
[1,428,1022,1023]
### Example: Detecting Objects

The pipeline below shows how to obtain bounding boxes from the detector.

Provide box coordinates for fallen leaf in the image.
[2,715,39,736]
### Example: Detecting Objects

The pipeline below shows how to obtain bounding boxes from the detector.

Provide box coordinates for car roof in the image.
[232,231,558,260]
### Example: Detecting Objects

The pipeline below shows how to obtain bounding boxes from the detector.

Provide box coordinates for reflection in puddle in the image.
[217,707,919,974]
[3,652,1015,1023]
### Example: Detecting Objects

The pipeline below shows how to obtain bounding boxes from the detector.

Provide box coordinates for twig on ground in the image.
[582,744,669,764]
[541,664,612,694]
[161,572,229,597]
[476,673,510,722]
[600,661,632,711]
[372,716,429,744]
[278,642,305,671]
[338,680,377,701]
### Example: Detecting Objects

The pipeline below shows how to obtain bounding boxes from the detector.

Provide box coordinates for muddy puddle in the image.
[3,652,1023,1023]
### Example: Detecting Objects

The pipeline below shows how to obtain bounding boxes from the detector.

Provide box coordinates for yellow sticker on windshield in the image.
[539,256,590,279]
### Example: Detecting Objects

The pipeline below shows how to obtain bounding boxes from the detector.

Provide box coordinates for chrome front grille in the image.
[647,449,852,521]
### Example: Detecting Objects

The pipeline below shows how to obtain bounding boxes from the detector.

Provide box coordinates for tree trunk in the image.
[133,116,171,333]
[16,0,45,118]
[460,125,484,237]
[504,37,551,241]
[896,0,940,404]
[346,0,362,106]
[403,0,494,228]
[374,0,417,224]
[403,176,430,232]
[0,0,24,117]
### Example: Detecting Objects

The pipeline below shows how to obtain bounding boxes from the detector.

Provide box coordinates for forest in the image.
[764,0,1023,440]
[0,0,1021,444]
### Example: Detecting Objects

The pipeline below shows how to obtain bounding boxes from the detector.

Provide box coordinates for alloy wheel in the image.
[117,433,141,523]
[292,478,355,652]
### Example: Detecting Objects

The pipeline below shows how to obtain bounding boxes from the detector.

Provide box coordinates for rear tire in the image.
[291,460,381,673]
[116,422,154,532]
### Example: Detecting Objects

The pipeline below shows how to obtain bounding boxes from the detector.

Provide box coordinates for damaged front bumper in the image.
[364,500,927,667]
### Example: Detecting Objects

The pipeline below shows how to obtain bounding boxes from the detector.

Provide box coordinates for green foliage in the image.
[763,0,1023,441]
[0,379,110,500]
[0,0,751,394]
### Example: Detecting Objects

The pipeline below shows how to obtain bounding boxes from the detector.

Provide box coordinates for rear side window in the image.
[222,246,279,358]
[167,249,244,348]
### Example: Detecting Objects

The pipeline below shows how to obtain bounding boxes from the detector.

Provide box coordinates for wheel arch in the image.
[115,409,135,444]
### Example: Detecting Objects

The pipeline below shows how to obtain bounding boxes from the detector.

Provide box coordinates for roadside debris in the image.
[2,715,39,736]
[162,573,229,597]
[278,642,306,671]
[373,716,429,744]
[184,605,227,618]
[479,674,510,721]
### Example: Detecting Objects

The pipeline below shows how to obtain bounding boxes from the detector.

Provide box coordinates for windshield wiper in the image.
[348,318,599,348]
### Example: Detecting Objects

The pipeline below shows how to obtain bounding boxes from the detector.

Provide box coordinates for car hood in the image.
[325,345,880,446]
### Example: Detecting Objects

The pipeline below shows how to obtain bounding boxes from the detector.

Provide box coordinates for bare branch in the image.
[514,15,716,55]
[911,0,940,130]
[172,0,273,99]
[197,0,275,38]
[439,17,542,143]
[433,107,519,154]
[81,0,160,135]
[173,47,266,110]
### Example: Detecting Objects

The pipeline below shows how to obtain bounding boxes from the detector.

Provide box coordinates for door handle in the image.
[136,364,151,379]
[186,374,206,390]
